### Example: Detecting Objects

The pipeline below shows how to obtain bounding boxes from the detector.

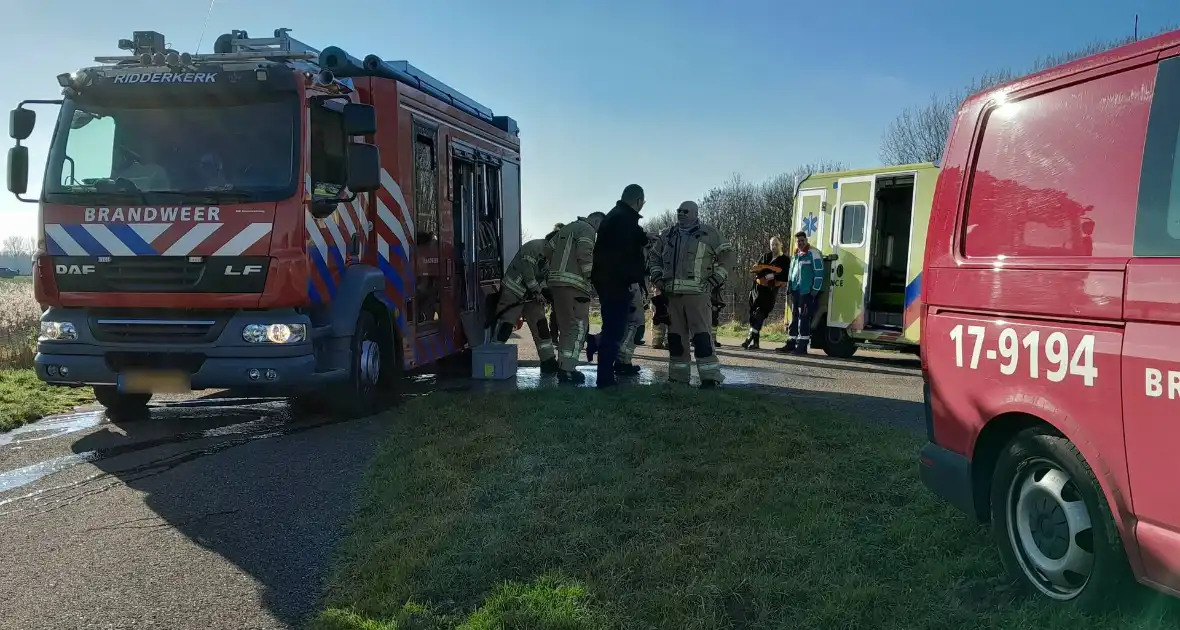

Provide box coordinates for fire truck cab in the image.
[5,28,521,417]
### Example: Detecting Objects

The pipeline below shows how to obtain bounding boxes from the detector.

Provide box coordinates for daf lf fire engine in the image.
[5,28,522,417]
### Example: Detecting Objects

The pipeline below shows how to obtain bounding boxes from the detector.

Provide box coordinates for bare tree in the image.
[0,235,34,258]
[642,209,676,234]
[879,29,1173,165]
[680,162,845,323]
[879,70,1013,165]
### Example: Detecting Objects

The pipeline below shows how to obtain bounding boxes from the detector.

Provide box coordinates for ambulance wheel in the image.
[821,324,857,358]
[991,427,1135,612]
[93,386,151,419]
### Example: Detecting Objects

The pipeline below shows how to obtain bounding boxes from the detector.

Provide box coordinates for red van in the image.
[919,29,1180,610]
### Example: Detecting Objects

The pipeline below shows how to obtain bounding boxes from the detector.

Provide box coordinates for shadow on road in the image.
[65,393,388,627]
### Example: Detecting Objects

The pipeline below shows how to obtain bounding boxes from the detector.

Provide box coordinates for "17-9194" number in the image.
[948,324,1098,387]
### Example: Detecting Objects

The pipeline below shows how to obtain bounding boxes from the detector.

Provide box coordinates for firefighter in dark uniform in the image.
[710,284,725,348]
[741,237,789,350]
[650,284,670,349]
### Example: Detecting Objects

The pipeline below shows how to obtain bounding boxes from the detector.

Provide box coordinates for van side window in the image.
[962,65,1156,259]
[1134,57,1180,256]
[838,203,866,246]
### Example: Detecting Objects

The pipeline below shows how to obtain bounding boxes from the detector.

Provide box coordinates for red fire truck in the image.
[5,28,522,417]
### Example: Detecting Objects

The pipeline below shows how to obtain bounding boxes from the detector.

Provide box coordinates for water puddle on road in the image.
[0,451,100,494]
[0,410,107,448]
[0,364,775,500]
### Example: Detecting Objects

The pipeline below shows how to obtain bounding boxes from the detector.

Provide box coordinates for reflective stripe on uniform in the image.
[698,361,724,381]
[502,276,527,297]
[693,243,708,286]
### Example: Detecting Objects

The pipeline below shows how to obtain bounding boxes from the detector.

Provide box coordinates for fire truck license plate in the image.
[118,370,191,394]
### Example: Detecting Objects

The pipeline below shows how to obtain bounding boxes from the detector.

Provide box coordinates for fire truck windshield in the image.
[44,96,298,203]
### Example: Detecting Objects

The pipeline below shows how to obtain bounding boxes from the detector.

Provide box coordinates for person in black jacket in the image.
[590,184,648,388]
[742,237,789,349]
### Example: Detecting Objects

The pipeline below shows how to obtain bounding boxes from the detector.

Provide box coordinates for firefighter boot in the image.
[614,362,641,375]
[742,331,761,350]
[793,337,810,356]
[585,334,599,363]
[540,358,560,374]
[558,368,586,384]
[634,325,646,346]
[776,339,797,354]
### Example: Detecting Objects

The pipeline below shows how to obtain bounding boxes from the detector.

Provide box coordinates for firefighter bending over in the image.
[544,212,606,383]
[647,201,735,388]
[544,222,566,340]
[490,237,558,373]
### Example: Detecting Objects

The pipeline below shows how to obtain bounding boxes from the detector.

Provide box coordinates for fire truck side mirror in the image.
[10,109,34,141]
[8,146,29,195]
[309,199,338,220]
[341,104,376,137]
[346,143,380,193]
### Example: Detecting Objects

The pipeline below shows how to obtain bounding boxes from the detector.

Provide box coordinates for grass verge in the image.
[310,387,1176,630]
[0,369,94,431]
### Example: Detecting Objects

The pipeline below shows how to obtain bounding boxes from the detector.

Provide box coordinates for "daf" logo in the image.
[55,264,96,275]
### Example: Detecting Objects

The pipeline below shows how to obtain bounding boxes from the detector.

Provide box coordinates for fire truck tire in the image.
[336,309,386,419]
[990,426,1136,612]
[92,386,151,417]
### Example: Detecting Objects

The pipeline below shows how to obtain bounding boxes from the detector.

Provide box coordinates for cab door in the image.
[410,119,447,363]
[1122,52,1180,591]
[827,176,874,329]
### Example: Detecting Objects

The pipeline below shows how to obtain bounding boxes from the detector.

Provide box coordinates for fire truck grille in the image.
[103,258,204,292]
[88,309,231,344]
[51,256,270,293]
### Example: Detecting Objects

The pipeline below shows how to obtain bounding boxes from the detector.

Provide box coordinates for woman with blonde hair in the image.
[741,236,789,349]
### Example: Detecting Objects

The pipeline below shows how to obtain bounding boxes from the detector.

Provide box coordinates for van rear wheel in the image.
[821,325,857,358]
[990,427,1135,612]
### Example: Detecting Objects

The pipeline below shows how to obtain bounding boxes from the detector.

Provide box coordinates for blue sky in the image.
[1,0,1177,241]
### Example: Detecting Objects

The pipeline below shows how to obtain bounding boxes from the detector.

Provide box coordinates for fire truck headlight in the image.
[242,323,307,344]
[40,321,78,341]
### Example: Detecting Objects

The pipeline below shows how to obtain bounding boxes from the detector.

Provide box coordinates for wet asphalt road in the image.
[0,335,921,630]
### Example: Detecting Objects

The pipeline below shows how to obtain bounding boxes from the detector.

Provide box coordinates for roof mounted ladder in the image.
[93,28,320,66]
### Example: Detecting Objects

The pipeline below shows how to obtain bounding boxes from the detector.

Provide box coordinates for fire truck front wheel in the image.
[334,309,390,419]
[92,386,151,418]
